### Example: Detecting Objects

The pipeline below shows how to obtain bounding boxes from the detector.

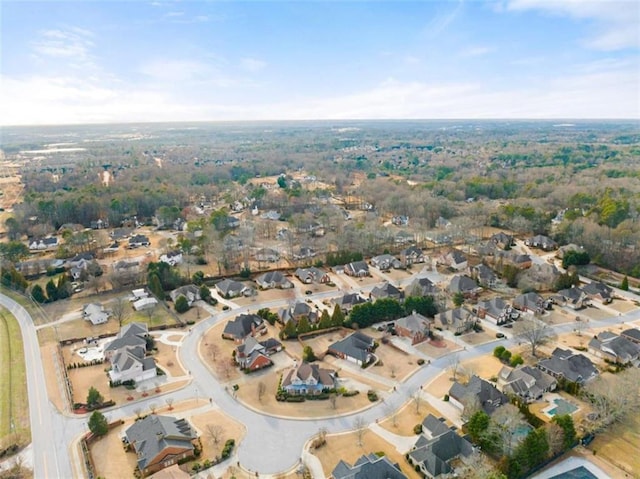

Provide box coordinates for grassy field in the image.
[0,307,30,448]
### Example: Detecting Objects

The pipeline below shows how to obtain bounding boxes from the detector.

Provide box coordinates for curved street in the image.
[2,280,639,477]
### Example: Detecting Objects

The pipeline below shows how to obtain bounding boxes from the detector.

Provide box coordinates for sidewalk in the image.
[369,423,416,454]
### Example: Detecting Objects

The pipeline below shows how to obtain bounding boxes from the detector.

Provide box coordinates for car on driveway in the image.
[496,332,506,339]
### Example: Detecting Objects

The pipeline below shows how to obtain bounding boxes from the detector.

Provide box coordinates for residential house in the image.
[83,303,110,325]
[169,284,200,306]
[114,260,141,274]
[130,288,149,301]
[537,348,599,385]
[28,236,59,251]
[555,286,589,310]
[476,297,519,325]
[448,275,482,298]
[215,278,248,298]
[370,254,401,270]
[281,362,336,395]
[400,245,426,266]
[498,365,557,403]
[103,241,120,253]
[448,375,508,416]
[67,252,95,269]
[327,332,375,366]
[124,415,198,477]
[621,328,640,345]
[588,331,640,365]
[331,454,407,479]
[435,216,452,229]
[471,264,499,288]
[369,282,403,301]
[331,293,366,313]
[581,281,614,304]
[90,218,108,230]
[395,311,431,344]
[438,250,467,271]
[391,215,409,226]
[295,267,331,284]
[526,235,558,251]
[105,322,156,384]
[407,277,439,297]
[128,234,150,248]
[435,308,476,334]
[278,302,318,326]
[395,230,414,245]
[512,253,533,269]
[293,247,316,260]
[513,292,548,314]
[222,314,266,342]
[110,228,133,241]
[261,210,281,221]
[490,232,515,250]
[234,336,279,371]
[344,261,370,277]
[408,415,474,479]
[159,251,183,267]
[255,271,293,290]
[255,248,280,262]
[556,244,584,259]
[148,464,190,479]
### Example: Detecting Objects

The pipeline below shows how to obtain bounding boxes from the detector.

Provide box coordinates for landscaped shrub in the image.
[367,390,379,402]
[493,345,506,358]
[417,358,425,365]
[285,396,305,402]
[443,394,449,401]
[342,390,360,397]
[413,424,423,434]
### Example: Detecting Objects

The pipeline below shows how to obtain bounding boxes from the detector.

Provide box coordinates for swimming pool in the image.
[546,398,578,417]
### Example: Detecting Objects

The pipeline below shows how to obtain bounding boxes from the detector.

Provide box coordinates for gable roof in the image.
[621,328,640,342]
[332,453,407,479]
[125,415,196,471]
[105,322,148,352]
[409,429,474,477]
[370,282,403,299]
[222,314,264,339]
[396,311,431,334]
[295,267,328,283]
[538,348,598,383]
[345,260,369,275]
[448,275,480,294]
[216,278,246,296]
[282,362,335,388]
[256,270,292,287]
[588,332,640,363]
[408,277,439,296]
[581,281,614,301]
[449,375,508,416]
[328,332,375,364]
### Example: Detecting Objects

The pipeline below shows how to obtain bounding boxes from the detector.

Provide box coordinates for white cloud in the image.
[506,0,640,50]
[422,0,465,38]
[32,28,95,61]
[460,46,493,57]
[164,11,184,18]
[239,58,267,73]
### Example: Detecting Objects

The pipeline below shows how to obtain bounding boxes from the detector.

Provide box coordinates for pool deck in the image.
[532,457,611,479]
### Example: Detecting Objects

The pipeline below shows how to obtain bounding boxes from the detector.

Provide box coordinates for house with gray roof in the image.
[490,232,515,250]
[498,365,557,402]
[124,414,198,477]
[448,275,482,298]
[438,250,467,271]
[255,270,293,290]
[282,362,335,395]
[537,348,598,385]
[555,286,589,310]
[407,277,439,297]
[471,264,499,288]
[278,301,318,326]
[408,415,474,479]
[331,453,407,479]
[395,311,431,345]
[169,284,200,306]
[448,375,508,416]
[370,254,401,270]
[344,260,370,277]
[581,281,614,304]
[327,332,375,366]
[476,297,518,326]
[104,322,149,359]
[525,234,558,251]
[588,331,640,365]
[331,293,366,313]
[105,322,156,384]
[295,267,330,284]
[215,278,248,298]
[234,336,279,371]
[369,281,403,301]
[254,247,280,262]
[621,328,640,345]
[513,292,548,314]
[435,308,476,335]
[222,313,266,342]
[400,245,426,266]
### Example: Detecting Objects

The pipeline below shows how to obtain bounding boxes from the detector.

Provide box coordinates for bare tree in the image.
[546,422,565,456]
[489,403,527,456]
[385,402,399,428]
[149,403,157,414]
[257,381,266,402]
[134,407,142,419]
[389,363,397,379]
[353,417,368,446]
[461,394,482,422]
[448,352,461,381]
[208,343,220,362]
[413,389,422,414]
[515,316,555,357]
[220,358,235,380]
[582,368,640,432]
[205,424,224,445]
[329,394,338,410]
[111,297,130,326]
[144,304,156,323]
[165,397,174,411]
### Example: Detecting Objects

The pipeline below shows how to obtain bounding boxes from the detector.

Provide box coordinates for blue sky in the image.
[1,0,639,125]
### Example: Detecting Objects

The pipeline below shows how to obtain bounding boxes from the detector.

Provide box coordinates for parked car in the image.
[496,332,506,339]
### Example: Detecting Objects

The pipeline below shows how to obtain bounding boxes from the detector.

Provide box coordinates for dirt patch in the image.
[460,354,505,380]
[416,338,461,358]
[154,340,186,377]
[369,343,421,382]
[311,430,420,479]
[608,299,638,314]
[424,371,455,399]
[188,409,246,468]
[579,307,613,321]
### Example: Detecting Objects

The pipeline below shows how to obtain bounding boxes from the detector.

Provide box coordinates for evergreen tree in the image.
[175,295,190,313]
[88,411,108,436]
[467,410,490,443]
[552,414,576,450]
[148,273,164,299]
[31,284,47,303]
[303,346,316,362]
[318,309,332,330]
[282,320,297,339]
[86,386,104,407]
[297,316,311,335]
[453,292,465,307]
[56,274,71,299]
[331,304,345,327]
[45,279,58,302]
[199,284,212,302]
[621,276,629,291]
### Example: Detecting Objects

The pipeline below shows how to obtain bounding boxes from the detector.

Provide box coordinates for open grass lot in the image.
[416,337,461,358]
[379,399,446,436]
[312,430,421,479]
[0,307,30,448]
[545,309,578,325]
[233,286,297,307]
[459,330,494,346]
[579,306,614,321]
[608,299,638,314]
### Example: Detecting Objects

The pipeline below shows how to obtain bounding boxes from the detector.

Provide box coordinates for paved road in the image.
[3,271,640,477]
